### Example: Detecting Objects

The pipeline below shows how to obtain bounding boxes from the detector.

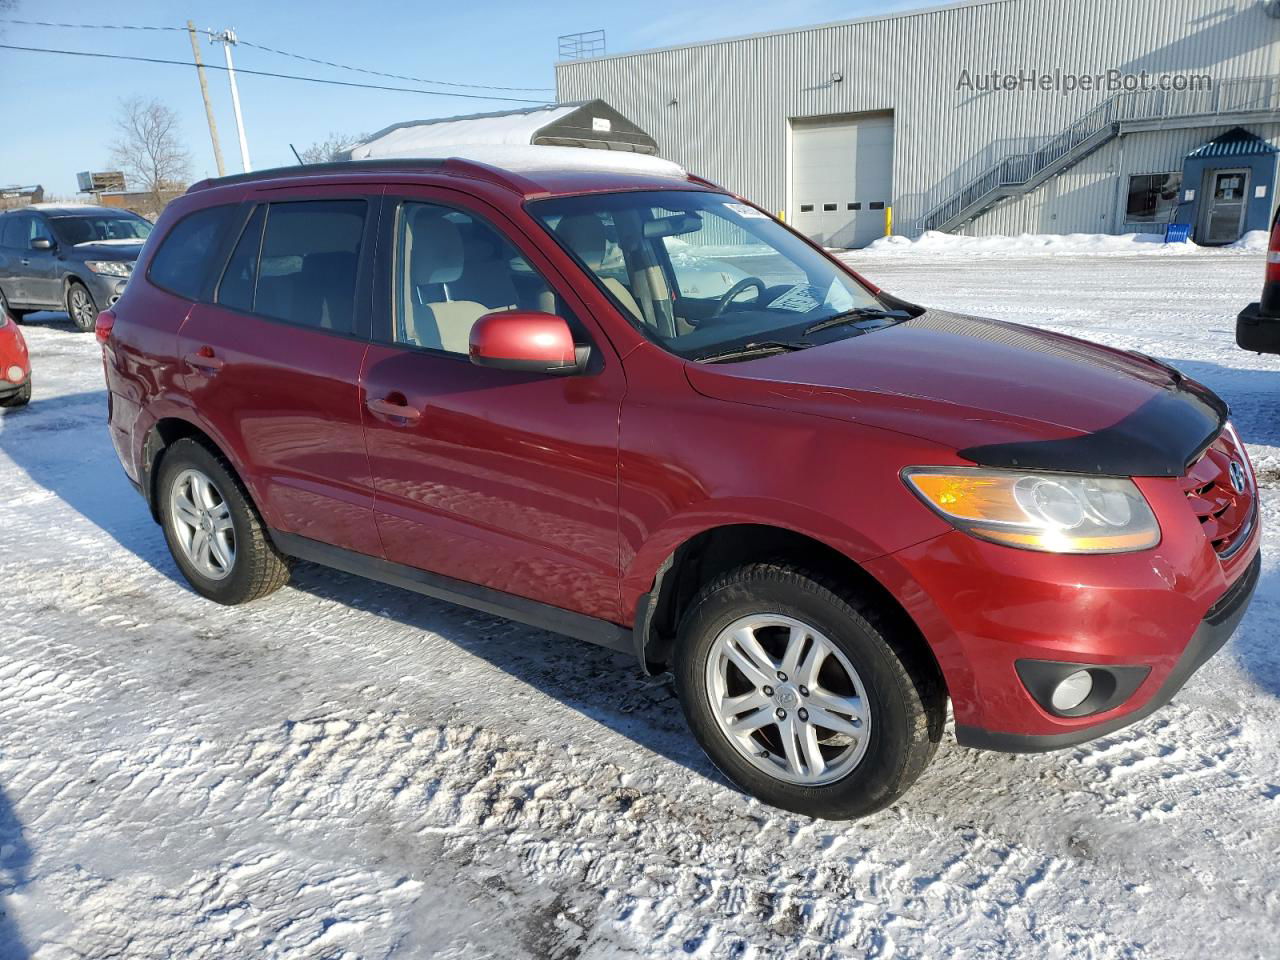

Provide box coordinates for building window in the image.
[1126,172,1182,223]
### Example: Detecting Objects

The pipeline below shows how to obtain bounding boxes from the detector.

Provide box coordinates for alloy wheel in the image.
[705,614,871,786]
[168,468,236,580]
[68,285,96,328]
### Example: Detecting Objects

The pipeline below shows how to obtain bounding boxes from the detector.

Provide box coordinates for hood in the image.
[71,240,144,260]
[684,309,1227,477]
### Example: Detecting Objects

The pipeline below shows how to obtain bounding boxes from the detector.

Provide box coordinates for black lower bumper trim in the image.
[957,549,1261,753]
[1237,302,1280,355]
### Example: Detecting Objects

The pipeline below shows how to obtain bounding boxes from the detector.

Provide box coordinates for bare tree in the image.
[300,132,368,164]
[109,97,191,214]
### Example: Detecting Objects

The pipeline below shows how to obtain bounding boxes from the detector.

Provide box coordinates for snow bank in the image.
[1228,230,1270,252]
[859,229,1266,259]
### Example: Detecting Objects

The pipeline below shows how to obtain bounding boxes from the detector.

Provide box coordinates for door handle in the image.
[19,259,30,266]
[366,395,422,423]
[183,347,224,374]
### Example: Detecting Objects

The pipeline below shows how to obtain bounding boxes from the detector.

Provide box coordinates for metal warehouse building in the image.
[555,0,1280,246]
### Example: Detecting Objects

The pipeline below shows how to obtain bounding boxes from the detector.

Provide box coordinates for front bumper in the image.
[82,270,130,309]
[0,368,28,398]
[865,476,1261,752]
[956,550,1259,751]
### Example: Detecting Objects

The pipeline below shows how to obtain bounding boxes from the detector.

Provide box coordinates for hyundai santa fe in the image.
[98,152,1261,819]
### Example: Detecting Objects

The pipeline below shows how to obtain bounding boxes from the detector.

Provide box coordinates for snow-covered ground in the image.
[1,247,1279,960]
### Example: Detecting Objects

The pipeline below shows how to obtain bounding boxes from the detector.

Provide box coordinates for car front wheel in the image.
[674,563,944,819]
[65,280,98,332]
[157,438,290,604]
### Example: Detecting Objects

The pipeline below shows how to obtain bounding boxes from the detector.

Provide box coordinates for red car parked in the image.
[0,296,30,408]
[100,153,1260,818]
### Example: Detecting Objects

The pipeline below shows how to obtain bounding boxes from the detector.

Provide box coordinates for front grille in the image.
[1179,430,1255,558]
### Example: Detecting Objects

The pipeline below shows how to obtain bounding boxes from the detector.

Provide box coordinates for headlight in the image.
[903,467,1159,554]
[85,260,132,277]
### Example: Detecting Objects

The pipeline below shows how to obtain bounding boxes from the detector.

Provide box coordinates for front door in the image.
[1198,168,1250,245]
[360,191,625,622]
[177,190,383,557]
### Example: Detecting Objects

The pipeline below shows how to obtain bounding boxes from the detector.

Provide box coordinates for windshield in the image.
[51,214,153,246]
[530,191,905,361]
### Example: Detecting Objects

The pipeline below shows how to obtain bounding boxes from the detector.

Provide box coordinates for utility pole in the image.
[187,21,226,177]
[213,29,252,172]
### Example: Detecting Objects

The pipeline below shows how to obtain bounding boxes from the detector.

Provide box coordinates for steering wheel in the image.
[709,277,768,320]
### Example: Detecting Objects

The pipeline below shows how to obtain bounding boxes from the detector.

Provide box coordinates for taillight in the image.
[1267,217,1280,287]
[95,309,116,345]
[1263,217,1280,316]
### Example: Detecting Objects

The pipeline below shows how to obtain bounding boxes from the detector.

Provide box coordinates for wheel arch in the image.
[142,416,252,523]
[631,522,945,700]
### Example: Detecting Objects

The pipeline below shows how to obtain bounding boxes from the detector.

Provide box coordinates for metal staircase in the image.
[917,75,1280,234]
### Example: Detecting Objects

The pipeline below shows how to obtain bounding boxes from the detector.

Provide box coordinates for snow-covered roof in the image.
[350,99,660,161]
[352,104,579,158]
[376,143,687,180]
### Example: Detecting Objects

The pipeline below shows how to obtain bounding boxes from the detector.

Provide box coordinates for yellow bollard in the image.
[778,210,785,223]
[884,205,893,236]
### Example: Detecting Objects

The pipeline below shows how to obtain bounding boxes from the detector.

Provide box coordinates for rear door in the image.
[360,188,626,622]
[176,186,383,557]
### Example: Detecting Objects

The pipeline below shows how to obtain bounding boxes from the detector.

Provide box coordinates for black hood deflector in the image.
[959,376,1229,477]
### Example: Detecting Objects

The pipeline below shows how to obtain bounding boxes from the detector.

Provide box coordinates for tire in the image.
[0,380,31,408]
[65,279,98,332]
[673,563,944,819]
[156,437,290,605]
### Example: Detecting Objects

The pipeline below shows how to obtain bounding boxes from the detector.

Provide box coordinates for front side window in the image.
[393,201,560,355]
[531,191,893,362]
[50,214,152,245]
[147,205,236,300]
[214,199,366,332]
[1125,173,1182,223]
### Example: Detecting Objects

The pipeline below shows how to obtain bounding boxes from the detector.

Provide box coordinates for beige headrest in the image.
[409,208,463,284]
[555,214,607,271]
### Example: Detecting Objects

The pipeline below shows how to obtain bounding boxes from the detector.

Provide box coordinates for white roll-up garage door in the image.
[790,112,894,249]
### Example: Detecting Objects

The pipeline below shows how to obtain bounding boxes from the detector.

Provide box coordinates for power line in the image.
[0,43,552,104]
[0,17,556,92]
[0,18,185,32]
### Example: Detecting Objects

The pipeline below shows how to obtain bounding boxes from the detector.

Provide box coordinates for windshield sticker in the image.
[823,278,856,313]
[767,284,822,314]
[724,202,768,219]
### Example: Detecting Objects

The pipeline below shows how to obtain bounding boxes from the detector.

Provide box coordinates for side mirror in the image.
[30,237,53,250]
[469,311,588,375]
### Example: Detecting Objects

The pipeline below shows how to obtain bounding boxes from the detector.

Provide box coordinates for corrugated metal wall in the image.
[555,0,1280,240]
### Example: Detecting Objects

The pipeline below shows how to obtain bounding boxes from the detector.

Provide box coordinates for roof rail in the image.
[187,158,447,193]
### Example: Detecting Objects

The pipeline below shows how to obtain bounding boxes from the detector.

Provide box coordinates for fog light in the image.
[1050,670,1094,712]
[6,365,23,383]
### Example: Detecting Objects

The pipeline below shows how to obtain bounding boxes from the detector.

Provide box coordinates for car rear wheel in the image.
[674,563,943,819]
[157,438,290,604]
[65,280,98,332]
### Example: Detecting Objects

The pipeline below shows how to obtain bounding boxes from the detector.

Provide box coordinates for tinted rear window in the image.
[216,199,366,333]
[147,205,236,300]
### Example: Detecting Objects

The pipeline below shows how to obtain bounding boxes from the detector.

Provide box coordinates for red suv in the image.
[100,154,1261,818]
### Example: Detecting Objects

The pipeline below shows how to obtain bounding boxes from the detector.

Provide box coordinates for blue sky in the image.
[1,0,936,196]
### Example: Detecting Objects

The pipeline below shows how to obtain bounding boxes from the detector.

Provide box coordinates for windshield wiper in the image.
[696,340,811,364]
[803,307,912,336]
